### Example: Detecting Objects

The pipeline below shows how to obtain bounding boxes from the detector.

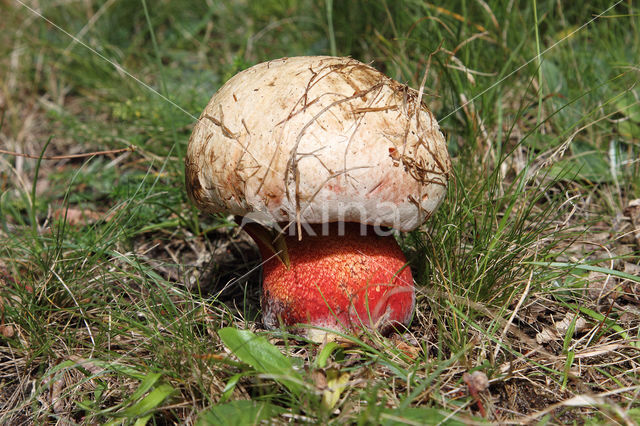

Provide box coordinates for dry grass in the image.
[1,0,639,424]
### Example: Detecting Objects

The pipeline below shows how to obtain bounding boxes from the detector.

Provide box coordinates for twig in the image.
[0,146,135,160]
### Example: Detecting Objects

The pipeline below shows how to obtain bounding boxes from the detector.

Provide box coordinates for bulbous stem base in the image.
[247,222,415,338]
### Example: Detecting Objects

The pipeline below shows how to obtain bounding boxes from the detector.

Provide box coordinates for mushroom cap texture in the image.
[186,56,451,231]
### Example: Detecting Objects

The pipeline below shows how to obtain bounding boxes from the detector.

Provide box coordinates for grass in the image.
[1,0,639,423]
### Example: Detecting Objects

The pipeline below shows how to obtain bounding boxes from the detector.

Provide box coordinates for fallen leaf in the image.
[587,271,619,302]
[536,312,589,344]
[68,356,106,376]
[396,341,421,359]
[554,311,589,335]
[51,375,66,414]
[623,262,640,276]
[53,207,102,226]
[391,333,422,359]
[536,327,560,344]
[0,324,14,338]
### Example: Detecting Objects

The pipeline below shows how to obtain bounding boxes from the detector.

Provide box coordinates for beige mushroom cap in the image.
[186,56,451,232]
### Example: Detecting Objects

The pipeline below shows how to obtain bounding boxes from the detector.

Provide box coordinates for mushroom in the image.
[186,56,451,339]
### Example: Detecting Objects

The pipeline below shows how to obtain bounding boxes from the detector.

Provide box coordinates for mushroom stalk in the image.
[244,222,415,337]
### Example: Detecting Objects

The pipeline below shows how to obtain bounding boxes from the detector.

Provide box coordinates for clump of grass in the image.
[1,0,639,424]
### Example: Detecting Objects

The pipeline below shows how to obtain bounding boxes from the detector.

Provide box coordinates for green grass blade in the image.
[528,261,640,284]
[121,383,175,418]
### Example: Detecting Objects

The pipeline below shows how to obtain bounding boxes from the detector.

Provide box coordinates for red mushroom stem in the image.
[244,222,415,336]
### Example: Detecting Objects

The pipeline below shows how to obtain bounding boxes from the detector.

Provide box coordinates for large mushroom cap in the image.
[186,56,451,232]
